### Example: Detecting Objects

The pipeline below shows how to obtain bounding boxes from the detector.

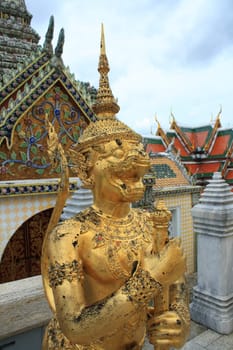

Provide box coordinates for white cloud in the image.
[26,0,233,134]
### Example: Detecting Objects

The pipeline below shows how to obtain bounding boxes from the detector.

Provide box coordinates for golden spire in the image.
[100,23,106,55]
[92,23,120,119]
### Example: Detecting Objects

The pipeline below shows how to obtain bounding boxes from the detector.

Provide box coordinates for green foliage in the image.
[62,94,69,101]
[16,124,22,132]
[20,142,28,148]
[73,132,79,142]
[0,152,7,160]
[36,168,45,175]
[35,131,41,138]
[10,151,17,160]
[20,151,27,162]
[31,145,38,155]
[32,156,41,162]
[41,156,47,165]
[55,165,61,173]
[64,111,70,120]
[61,135,67,145]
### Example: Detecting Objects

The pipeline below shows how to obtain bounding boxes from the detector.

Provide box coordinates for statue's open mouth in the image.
[109,152,151,200]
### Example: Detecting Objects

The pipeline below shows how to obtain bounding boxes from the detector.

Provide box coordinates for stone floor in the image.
[181,326,233,350]
[144,321,233,349]
[143,273,233,350]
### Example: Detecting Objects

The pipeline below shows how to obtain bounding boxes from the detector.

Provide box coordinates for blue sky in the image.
[26,0,233,135]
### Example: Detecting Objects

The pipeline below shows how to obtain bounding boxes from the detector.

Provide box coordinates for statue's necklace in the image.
[76,207,152,280]
[91,209,144,280]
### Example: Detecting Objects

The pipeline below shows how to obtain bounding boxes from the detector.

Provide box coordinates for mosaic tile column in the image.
[190,172,233,334]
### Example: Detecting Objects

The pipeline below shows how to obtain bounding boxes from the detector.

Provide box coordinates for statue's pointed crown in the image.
[76,24,141,152]
[92,23,120,118]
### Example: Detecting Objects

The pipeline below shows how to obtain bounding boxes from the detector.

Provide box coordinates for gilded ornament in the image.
[48,260,84,288]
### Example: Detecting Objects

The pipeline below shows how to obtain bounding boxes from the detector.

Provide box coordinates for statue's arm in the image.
[146,276,190,348]
[47,227,162,345]
[169,276,190,334]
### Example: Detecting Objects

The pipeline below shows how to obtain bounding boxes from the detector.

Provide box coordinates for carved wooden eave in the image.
[155,118,170,147]
[170,116,194,152]
[221,140,233,178]
[204,110,222,153]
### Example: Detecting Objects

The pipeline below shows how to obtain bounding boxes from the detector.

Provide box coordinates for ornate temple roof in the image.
[0,39,96,148]
[0,12,97,181]
[144,136,167,154]
[144,110,233,187]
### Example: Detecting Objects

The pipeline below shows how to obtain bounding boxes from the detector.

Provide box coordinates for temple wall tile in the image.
[0,191,56,259]
[160,193,194,273]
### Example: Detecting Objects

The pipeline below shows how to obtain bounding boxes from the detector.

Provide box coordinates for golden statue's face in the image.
[92,139,150,203]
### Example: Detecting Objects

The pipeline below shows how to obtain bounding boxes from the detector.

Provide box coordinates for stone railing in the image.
[0,275,51,340]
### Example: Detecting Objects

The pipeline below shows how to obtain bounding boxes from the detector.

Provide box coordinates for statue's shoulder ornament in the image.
[74,207,102,235]
[51,218,81,242]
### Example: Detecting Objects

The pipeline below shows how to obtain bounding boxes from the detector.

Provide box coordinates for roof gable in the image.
[0,49,96,149]
[0,41,97,180]
[143,136,166,153]
[209,129,233,157]
[180,125,212,149]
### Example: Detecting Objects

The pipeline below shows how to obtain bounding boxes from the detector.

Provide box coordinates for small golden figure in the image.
[41,25,190,350]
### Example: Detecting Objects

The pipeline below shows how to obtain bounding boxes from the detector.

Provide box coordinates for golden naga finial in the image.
[92,23,120,119]
[216,104,222,123]
[210,113,213,124]
[169,110,175,126]
[155,113,161,129]
[219,104,222,115]
[210,106,221,126]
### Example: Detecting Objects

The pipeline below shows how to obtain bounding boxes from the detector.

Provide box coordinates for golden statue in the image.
[41,24,190,350]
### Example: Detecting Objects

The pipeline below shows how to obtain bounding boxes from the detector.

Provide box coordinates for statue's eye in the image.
[115,139,122,146]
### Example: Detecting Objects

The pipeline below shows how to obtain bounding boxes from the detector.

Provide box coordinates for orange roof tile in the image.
[185,162,221,174]
[210,135,230,156]
[146,143,165,153]
[185,164,199,174]
[224,170,233,180]
[173,137,189,157]
[184,130,209,148]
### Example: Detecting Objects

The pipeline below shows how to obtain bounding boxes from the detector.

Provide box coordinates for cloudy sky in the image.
[26,0,233,135]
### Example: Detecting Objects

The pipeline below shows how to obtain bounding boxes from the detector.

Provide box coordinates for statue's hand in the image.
[143,238,186,285]
[147,311,187,348]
